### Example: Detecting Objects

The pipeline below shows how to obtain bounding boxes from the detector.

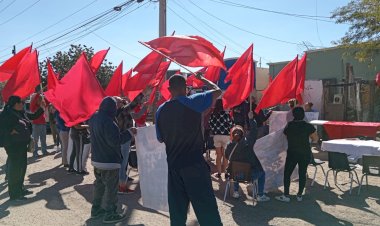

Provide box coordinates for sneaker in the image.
[214,173,221,179]
[33,153,39,158]
[118,185,134,194]
[76,171,89,175]
[67,168,76,174]
[63,164,69,168]
[22,189,33,196]
[296,195,303,202]
[232,191,240,199]
[275,195,290,202]
[11,196,28,202]
[127,177,134,182]
[257,194,270,202]
[103,213,127,224]
[91,208,106,219]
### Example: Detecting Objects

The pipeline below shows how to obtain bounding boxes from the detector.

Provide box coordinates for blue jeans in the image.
[234,170,266,196]
[119,141,131,183]
[33,124,47,155]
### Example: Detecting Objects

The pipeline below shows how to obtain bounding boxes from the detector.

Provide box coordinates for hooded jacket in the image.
[90,97,132,170]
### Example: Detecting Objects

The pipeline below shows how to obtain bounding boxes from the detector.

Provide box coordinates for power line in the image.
[92,33,140,59]
[208,0,336,22]
[0,0,16,14]
[171,0,271,62]
[315,0,324,47]
[0,0,42,26]
[37,1,148,59]
[188,0,322,47]
[0,0,99,54]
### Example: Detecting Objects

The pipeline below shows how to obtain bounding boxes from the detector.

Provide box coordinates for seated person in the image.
[225,111,270,202]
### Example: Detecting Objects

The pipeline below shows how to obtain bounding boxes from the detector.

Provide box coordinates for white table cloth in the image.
[321,139,380,159]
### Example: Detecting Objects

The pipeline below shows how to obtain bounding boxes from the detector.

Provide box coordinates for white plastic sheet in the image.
[254,129,291,192]
[135,126,169,212]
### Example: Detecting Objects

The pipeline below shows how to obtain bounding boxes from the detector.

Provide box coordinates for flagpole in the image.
[138,41,195,75]
[295,54,299,103]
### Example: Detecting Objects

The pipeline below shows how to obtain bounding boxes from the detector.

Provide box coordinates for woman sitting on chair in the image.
[225,111,270,202]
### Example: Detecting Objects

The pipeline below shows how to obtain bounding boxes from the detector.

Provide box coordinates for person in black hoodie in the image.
[89,96,136,224]
[225,111,270,202]
[0,95,44,201]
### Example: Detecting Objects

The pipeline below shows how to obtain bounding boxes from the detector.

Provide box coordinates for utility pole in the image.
[159,0,167,37]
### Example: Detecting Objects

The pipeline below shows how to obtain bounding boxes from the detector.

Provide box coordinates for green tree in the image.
[332,0,380,62]
[39,44,115,88]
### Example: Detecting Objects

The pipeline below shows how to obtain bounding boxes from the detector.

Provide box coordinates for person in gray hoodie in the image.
[89,96,136,224]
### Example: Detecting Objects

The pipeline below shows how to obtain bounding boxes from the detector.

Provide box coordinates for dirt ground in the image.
[0,135,379,226]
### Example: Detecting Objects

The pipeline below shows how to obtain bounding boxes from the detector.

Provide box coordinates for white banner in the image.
[254,129,293,192]
[135,126,169,212]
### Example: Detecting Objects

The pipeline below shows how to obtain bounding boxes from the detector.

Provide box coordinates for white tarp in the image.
[135,126,169,212]
[269,111,319,133]
[302,80,323,113]
[254,129,296,192]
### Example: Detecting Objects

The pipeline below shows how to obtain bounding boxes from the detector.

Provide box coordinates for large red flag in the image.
[255,56,298,113]
[122,69,133,97]
[133,51,163,74]
[126,62,171,102]
[188,48,225,88]
[144,35,226,69]
[296,53,307,103]
[279,54,307,104]
[89,48,109,74]
[0,46,32,82]
[222,44,254,109]
[105,62,123,96]
[47,60,59,91]
[44,53,105,127]
[2,50,40,102]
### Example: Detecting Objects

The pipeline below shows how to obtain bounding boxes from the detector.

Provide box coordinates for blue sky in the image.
[0,0,350,71]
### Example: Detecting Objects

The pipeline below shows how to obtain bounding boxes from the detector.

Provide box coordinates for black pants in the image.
[283,154,310,196]
[91,168,119,216]
[168,161,222,226]
[69,133,83,172]
[5,145,28,199]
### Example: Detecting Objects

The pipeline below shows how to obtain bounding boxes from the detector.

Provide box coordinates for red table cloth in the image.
[323,121,380,139]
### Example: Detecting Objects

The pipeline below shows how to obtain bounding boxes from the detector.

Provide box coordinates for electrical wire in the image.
[92,33,140,59]
[208,0,335,22]
[171,0,271,62]
[0,0,16,14]
[188,0,323,47]
[315,0,324,47]
[0,0,42,26]
[0,0,99,54]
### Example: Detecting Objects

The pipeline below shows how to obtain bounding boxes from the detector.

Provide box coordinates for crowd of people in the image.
[0,72,319,225]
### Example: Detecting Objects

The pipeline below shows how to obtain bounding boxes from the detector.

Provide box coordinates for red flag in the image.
[2,51,40,102]
[295,53,307,103]
[222,45,254,109]
[144,35,226,69]
[105,62,123,96]
[47,60,60,91]
[126,62,171,102]
[255,56,298,113]
[133,51,163,73]
[44,53,105,127]
[89,48,109,74]
[279,54,307,104]
[0,46,32,82]
[122,69,133,97]
[160,79,171,101]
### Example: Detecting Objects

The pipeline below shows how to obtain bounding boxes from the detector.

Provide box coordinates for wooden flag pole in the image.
[138,41,195,75]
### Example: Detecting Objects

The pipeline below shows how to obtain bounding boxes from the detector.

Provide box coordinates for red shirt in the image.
[30,93,46,125]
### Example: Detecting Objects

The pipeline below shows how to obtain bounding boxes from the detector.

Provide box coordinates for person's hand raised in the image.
[248,111,254,119]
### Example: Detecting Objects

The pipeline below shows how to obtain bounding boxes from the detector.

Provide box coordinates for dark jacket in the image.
[0,106,44,149]
[90,97,132,169]
[225,119,263,173]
